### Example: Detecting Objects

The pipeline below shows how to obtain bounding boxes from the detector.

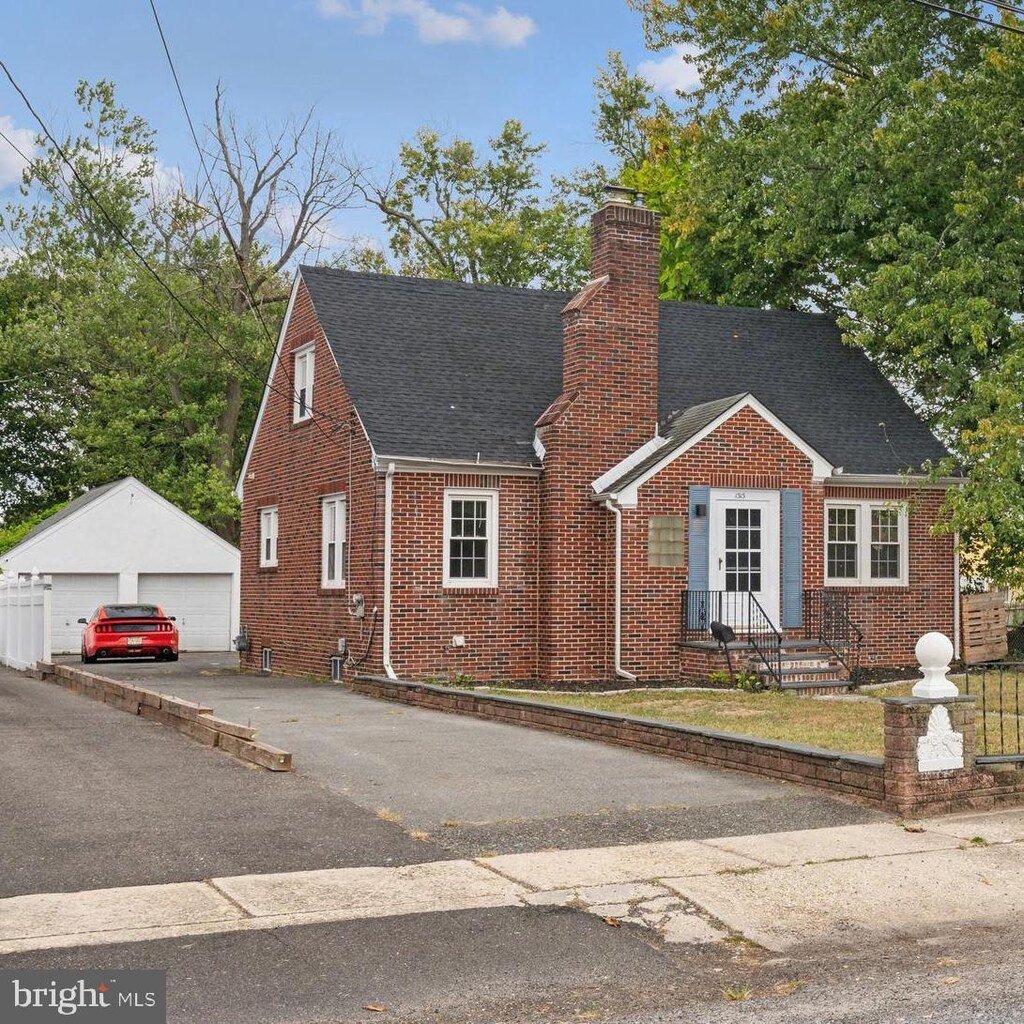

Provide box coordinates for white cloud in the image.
[0,115,37,189]
[638,43,702,97]
[316,0,536,47]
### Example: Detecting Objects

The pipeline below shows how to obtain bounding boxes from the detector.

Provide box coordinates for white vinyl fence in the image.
[0,573,52,670]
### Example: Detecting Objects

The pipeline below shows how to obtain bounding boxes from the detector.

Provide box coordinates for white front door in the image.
[708,489,781,629]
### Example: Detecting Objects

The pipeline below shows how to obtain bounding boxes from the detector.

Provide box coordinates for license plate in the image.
[126,636,143,647]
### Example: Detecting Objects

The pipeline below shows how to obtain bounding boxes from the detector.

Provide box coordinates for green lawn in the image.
[488,675,1018,759]
[492,687,890,757]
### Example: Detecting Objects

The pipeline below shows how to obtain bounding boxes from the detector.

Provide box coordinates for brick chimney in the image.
[560,185,661,458]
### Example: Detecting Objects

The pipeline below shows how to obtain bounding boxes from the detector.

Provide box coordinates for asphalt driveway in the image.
[89,655,883,854]
[0,667,440,898]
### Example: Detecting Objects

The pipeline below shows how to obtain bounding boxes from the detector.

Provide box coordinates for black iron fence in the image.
[803,589,864,682]
[1007,606,1024,658]
[964,662,1024,762]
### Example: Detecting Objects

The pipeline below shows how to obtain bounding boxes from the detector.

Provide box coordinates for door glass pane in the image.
[724,505,763,593]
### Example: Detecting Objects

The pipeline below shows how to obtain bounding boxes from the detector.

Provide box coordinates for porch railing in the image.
[747,592,783,690]
[803,589,864,682]
[680,589,783,689]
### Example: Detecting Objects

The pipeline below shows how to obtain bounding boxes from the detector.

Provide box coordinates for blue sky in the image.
[0,0,697,251]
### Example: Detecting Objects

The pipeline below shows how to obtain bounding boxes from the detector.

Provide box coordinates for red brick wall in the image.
[623,405,817,680]
[240,282,541,684]
[387,471,540,682]
[611,407,955,680]
[824,486,954,668]
[239,281,383,678]
[537,202,661,683]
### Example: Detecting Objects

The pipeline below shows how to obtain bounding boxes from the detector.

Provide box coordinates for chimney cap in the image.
[602,183,643,207]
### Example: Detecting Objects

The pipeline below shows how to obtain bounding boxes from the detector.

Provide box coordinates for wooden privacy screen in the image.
[961,591,1008,664]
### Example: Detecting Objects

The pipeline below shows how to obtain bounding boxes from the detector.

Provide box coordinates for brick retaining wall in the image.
[351,674,1024,816]
[351,673,887,807]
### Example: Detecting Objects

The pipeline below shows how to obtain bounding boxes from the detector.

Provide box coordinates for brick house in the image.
[237,187,960,688]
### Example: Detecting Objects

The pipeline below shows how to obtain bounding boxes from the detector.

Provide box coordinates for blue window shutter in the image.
[687,486,710,630]
[782,488,803,628]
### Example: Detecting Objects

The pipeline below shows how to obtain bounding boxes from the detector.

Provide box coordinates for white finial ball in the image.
[912,631,959,699]
[916,631,954,671]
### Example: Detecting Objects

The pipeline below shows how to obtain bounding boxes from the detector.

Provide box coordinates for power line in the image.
[985,0,1024,20]
[147,0,346,454]
[0,59,347,447]
[902,0,1024,36]
[147,1,279,344]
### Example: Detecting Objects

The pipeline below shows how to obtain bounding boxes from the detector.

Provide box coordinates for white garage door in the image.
[50,573,120,654]
[137,573,232,652]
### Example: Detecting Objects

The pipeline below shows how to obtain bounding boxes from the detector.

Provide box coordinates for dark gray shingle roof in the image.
[600,394,749,494]
[12,479,122,550]
[300,267,949,475]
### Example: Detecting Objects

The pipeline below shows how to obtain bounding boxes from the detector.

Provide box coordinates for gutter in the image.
[825,473,965,488]
[382,461,398,680]
[603,498,637,683]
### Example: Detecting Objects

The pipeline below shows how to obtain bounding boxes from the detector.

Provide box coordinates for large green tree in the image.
[0,81,355,540]
[615,2,1024,582]
[359,119,591,290]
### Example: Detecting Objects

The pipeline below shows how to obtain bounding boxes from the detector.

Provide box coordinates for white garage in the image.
[50,573,120,654]
[0,478,240,654]
[137,573,233,652]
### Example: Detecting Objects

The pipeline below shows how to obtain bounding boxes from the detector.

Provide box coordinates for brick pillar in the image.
[882,696,980,817]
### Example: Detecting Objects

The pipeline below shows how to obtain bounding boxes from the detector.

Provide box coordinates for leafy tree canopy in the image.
[613,2,1024,582]
[0,80,353,540]
[359,119,591,290]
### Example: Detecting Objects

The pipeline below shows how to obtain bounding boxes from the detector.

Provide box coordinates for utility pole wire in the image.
[0,59,348,446]
[902,0,1024,36]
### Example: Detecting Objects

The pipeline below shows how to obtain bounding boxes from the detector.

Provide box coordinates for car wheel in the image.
[83,653,97,664]
[168,652,179,662]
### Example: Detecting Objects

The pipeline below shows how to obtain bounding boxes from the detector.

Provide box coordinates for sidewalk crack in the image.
[205,879,255,918]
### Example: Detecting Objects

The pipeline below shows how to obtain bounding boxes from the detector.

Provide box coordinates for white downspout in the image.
[604,499,637,683]
[382,461,398,680]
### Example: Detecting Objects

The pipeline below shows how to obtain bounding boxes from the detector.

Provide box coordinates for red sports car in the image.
[79,604,179,663]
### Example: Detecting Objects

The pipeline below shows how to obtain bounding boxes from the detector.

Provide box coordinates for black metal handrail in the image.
[680,589,783,688]
[746,591,783,689]
[803,588,864,683]
[681,590,749,639]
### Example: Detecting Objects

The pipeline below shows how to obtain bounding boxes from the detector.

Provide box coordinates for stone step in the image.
[778,678,851,693]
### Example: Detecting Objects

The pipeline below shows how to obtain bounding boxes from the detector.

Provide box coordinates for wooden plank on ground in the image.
[197,714,255,740]
[239,740,292,772]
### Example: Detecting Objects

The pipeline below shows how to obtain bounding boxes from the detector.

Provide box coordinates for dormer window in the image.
[293,345,314,423]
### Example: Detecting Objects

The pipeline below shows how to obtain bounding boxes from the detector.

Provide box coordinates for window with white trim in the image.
[825,502,907,586]
[259,506,279,567]
[321,494,347,588]
[443,489,498,587]
[293,345,314,422]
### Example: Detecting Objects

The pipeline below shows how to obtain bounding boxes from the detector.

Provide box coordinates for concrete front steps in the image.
[747,640,852,694]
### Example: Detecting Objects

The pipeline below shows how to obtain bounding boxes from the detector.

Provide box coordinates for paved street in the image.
[9,660,1024,1022]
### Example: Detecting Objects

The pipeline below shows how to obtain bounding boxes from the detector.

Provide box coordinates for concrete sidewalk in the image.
[5,810,1022,956]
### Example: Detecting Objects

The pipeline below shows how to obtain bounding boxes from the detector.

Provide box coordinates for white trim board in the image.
[236,275,302,501]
